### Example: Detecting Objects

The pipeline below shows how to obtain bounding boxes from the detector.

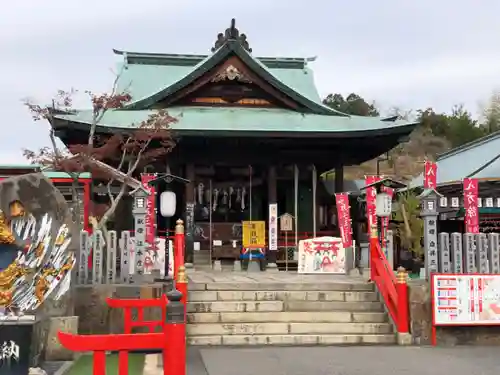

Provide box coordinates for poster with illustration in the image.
[298,237,346,274]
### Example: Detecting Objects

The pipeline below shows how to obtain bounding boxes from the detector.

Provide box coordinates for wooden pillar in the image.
[335,166,344,193]
[267,166,278,267]
[184,164,195,266]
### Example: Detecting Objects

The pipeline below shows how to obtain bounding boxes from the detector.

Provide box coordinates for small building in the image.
[48,19,418,267]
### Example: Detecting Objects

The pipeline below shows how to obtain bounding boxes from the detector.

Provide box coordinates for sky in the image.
[0,0,499,164]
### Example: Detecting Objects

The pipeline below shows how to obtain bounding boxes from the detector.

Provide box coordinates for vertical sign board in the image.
[120,231,131,283]
[424,161,437,189]
[475,233,489,274]
[0,322,34,375]
[438,232,451,273]
[141,174,156,273]
[385,230,394,270]
[241,221,266,259]
[106,230,117,284]
[379,187,393,257]
[364,176,380,238]
[450,232,463,274]
[431,274,500,345]
[463,178,479,234]
[488,233,500,274]
[134,215,147,279]
[425,217,439,275]
[463,233,476,273]
[92,230,104,284]
[268,204,278,251]
[79,231,89,284]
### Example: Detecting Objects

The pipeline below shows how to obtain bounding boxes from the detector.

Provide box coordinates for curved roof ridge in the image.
[437,129,500,161]
[122,41,347,116]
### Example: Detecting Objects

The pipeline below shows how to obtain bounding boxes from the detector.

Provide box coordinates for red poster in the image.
[335,193,352,248]
[380,186,394,251]
[424,161,437,189]
[463,178,479,234]
[141,174,157,248]
[365,176,380,236]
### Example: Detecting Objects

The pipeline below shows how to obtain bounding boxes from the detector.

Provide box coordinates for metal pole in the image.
[294,165,298,247]
[285,231,288,271]
[209,179,213,267]
[312,165,317,238]
[249,165,252,221]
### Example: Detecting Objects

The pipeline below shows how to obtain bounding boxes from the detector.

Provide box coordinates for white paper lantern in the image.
[160,191,176,217]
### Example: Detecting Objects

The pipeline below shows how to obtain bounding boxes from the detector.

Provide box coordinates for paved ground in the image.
[194,346,500,375]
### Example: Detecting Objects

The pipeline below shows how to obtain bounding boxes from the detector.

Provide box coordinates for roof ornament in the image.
[211,18,253,53]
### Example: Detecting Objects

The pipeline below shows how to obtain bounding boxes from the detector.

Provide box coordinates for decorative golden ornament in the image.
[9,200,26,218]
[211,65,252,83]
[177,265,187,283]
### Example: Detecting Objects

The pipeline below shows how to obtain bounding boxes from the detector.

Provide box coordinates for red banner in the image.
[463,178,479,234]
[141,174,157,248]
[365,176,380,236]
[335,193,352,248]
[380,186,394,251]
[424,161,437,189]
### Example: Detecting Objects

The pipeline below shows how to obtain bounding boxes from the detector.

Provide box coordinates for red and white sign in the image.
[141,174,157,270]
[463,178,479,234]
[365,176,380,236]
[298,237,346,274]
[424,161,437,189]
[335,193,352,248]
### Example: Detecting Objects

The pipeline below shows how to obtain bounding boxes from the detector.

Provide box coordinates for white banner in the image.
[269,203,278,251]
[298,236,346,274]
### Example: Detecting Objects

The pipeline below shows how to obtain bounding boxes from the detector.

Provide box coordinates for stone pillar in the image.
[450,232,463,273]
[487,233,500,273]
[418,189,440,278]
[463,233,476,273]
[132,188,148,283]
[267,166,278,271]
[438,232,451,273]
[184,164,195,267]
[475,233,489,273]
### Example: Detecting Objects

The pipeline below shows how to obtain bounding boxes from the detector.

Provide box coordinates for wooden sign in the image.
[280,213,293,232]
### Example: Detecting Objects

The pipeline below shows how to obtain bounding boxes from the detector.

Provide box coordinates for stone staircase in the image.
[186,280,395,345]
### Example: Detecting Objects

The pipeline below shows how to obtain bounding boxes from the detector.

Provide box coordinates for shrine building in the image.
[48,19,419,268]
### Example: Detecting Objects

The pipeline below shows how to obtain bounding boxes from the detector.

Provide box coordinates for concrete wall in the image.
[408,280,500,345]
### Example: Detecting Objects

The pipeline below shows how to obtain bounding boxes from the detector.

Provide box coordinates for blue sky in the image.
[0,0,499,163]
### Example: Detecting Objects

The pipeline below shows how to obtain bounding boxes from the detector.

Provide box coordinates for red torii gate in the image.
[57,220,188,375]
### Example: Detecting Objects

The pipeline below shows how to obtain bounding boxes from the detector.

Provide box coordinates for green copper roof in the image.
[114,40,341,116]
[53,106,418,136]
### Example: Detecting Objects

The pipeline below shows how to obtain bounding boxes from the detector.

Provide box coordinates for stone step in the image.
[187,322,392,336]
[189,290,378,302]
[189,282,374,292]
[187,334,396,346]
[187,311,387,324]
[187,300,384,313]
[188,301,284,313]
[285,300,383,312]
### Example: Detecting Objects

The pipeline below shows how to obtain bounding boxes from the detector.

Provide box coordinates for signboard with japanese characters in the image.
[450,232,463,274]
[268,204,278,251]
[120,231,131,283]
[432,274,500,326]
[0,323,34,375]
[79,230,90,284]
[106,230,117,284]
[488,233,500,274]
[424,218,439,275]
[463,233,476,273]
[424,160,437,189]
[92,230,104,284]
[463,178,479,234]
[335,193,352,249]
[475,233,489,274]
[438,232,451,273]
[298,237,346,274]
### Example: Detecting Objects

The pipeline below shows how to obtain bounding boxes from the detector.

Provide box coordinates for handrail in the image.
[371,241,409,333]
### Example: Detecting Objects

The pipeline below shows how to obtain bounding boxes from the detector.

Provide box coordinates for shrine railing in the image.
[371,240,409,334]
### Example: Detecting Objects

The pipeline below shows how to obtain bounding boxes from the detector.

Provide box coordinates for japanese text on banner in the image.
[335,193,352,248]
[463,178,479,234]
[141,174,157,270]
[424,161,437,189]
[380,186,394,254]
[268,204,278,251]
[365,176,380,236]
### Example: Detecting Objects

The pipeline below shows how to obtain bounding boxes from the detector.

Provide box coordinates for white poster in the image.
[269,203,278,251]
[432,274,500,325]
[298,236,346,274]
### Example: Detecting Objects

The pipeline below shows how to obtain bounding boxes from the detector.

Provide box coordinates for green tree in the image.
[323,93,379,116]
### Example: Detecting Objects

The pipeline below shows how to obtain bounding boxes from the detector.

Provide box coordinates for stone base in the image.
[45,316,79,361]
[265,263,279,272]
[213,260,222,271]
[397,332,412,345]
